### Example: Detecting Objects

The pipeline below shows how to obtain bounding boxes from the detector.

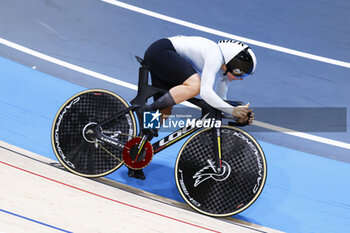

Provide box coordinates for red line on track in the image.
[0,160,220,233]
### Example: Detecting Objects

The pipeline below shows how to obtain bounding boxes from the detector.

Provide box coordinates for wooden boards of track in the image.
[0,141,283,233]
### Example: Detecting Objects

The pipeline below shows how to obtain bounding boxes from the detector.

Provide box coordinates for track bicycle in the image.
[51,56,267,217]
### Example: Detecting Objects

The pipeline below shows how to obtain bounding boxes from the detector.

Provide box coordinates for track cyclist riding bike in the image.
[130,35,257,180]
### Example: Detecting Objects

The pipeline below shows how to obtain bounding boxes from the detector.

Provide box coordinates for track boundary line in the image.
[102,0,350,69]
[0,159,221,233]
[0,208,72,233]
[1,140,279,233]
[0,140,281,233]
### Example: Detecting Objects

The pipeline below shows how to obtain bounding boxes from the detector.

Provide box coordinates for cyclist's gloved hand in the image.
[224,100,254,125]
[232,103,252,119]
[237,112,254,125]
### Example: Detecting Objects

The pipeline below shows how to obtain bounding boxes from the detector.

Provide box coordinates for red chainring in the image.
[122,137,153,169]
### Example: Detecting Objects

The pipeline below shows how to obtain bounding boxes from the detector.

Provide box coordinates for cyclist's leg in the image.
[160,106,173,122]
[142,38,198,112]
[128,39,198,180]
[128,73,172,180]
[169,73,200,103]
[149,74,175,122]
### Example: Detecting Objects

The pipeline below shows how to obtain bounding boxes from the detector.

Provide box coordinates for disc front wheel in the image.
[175,125,267,217]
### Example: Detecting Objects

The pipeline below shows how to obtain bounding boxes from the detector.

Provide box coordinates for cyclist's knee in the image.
[183,74,201,96]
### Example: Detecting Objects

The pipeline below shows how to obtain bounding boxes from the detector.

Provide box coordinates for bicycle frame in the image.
[51,57,265,216]
[92,57,227,168]
[92,104,213,155]
[152,123,200,153]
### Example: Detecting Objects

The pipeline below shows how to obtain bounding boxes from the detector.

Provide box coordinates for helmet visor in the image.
[231,68,249,77]
[226,48,254,77]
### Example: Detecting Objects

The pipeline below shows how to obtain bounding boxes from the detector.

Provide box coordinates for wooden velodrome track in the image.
[0,140,282,233]
[1,1,349,232]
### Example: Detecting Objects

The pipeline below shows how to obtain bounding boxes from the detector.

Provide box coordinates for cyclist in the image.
[129,35,257,179]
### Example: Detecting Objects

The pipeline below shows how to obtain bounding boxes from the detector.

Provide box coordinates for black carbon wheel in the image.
[52,89,137,177]
[175,125,267,217]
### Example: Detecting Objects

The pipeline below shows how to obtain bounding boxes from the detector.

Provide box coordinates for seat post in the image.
[138,66,149,87]
[130,56,167,106]
[136,55,150,88]
[131,66,149,106]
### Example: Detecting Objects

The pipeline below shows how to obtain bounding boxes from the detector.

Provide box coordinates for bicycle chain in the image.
[95,140,123,163]
[94,130,133,163]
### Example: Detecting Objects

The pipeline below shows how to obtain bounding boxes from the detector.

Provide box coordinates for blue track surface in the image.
[1,56,350,233]
[1,0,350,232]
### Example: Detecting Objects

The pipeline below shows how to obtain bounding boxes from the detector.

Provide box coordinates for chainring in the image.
[122,137,153,169]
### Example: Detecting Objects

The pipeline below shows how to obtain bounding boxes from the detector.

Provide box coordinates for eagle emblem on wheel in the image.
[193,159,231,187]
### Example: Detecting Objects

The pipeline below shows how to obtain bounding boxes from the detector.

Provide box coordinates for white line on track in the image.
[102,0,350,69]
[0,38,138,91]
[0,38,349,150]
[254,121,350,150]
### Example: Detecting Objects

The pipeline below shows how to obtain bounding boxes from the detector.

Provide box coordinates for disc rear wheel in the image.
[51,89,137,177]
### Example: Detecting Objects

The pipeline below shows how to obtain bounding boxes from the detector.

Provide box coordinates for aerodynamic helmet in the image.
[218,40,257,78]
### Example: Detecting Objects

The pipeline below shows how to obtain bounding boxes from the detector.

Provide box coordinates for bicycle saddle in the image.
[135,55,148,68]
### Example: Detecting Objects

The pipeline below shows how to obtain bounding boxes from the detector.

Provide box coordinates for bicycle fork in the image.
[211,127,222,173]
